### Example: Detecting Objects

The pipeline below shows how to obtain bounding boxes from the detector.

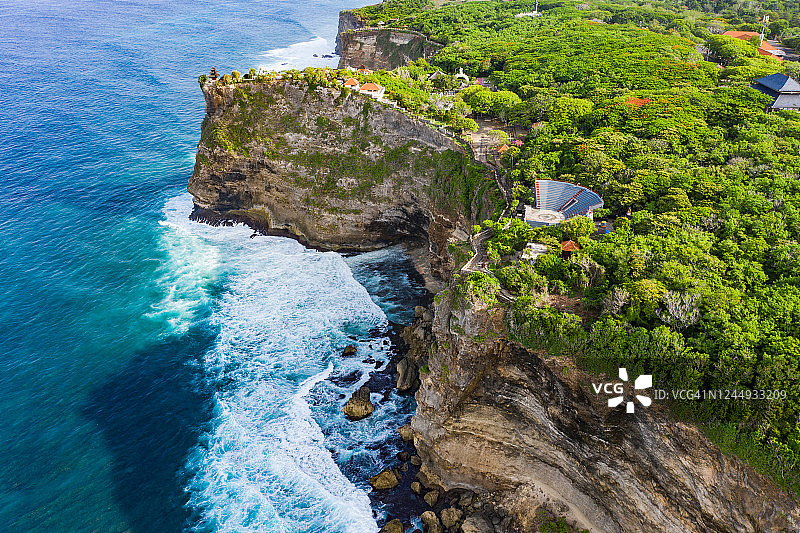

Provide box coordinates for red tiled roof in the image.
[723,30,760,39]
[722,30,782,58]
[360,82,383,91]
[560,240,579,252]
[344,78,359,86]
[497,144,510,153]
[624,97,651,107]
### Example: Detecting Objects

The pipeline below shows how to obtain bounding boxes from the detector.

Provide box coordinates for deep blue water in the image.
[0,1,426,531]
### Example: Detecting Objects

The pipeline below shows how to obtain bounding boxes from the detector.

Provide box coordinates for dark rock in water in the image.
[375,360,383,369]
[369,467,399,490]
[379,519,403,533]
[343,385,373,420]
[322,54,333,58]
[313,54,319,57]
[421,511,442,533]
[342,344,357,356]
[397,451,411,462]
[396,356,419,393]
[329,369,361,386]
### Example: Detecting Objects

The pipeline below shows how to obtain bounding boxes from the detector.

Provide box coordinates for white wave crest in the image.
[160,194,383,532]
[259,37,338,72]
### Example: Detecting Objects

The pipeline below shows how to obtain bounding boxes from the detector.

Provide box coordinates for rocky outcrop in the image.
[378,518,403,533]
[338,28,443,70]
[407,291,800,532]
[335,10,364,56]
[343,384,374,420]
[370,467,400,490]
[189,78,499,284]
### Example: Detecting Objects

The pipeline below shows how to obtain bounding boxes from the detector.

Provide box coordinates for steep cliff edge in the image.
[404,290,800,532]
[188,78,500,283]
[337,28,443,70]
[335,10,364,56]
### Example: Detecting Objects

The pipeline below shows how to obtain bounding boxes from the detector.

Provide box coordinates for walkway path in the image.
[460,165,516,304]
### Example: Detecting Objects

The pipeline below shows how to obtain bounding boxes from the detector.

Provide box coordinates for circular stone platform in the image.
[524,206,566,226]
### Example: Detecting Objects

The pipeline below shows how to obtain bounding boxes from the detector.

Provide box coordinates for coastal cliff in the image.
[335,9,442,70]
[188,22,799,532]
[188,77,500,283]
[335,10,364,56]
[337,28,443,70]
[402,291,800,532]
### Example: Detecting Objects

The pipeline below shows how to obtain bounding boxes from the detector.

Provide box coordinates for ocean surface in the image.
[0,1,427,531]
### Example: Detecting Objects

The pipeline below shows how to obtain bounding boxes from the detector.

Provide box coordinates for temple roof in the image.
[755,73,800,94]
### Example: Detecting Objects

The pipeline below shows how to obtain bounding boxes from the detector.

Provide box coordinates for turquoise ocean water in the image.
[0,1,425,531]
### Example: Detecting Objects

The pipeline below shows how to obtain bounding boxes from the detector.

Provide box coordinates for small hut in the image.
[560,240,579,259]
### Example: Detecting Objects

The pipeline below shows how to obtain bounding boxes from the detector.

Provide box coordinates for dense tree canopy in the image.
[355,0,800,495]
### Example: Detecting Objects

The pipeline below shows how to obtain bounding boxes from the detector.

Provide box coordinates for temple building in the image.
[752,73,800,112]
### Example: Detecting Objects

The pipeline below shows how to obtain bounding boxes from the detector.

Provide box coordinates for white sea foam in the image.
[259,37,339,72]
[160,194,384,532]
[147,196,220,335]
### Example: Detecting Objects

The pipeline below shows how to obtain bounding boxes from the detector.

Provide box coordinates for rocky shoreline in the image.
[187,9,800,529]
[350,307,525,533]
[335,309,501,533]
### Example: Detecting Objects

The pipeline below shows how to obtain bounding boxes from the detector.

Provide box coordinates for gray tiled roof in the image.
[771,93,800,110]
[755,73,800,94]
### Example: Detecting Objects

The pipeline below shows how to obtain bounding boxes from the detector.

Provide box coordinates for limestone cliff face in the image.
[406,292,800,532]
[188,79,499,281]
[335,10,364,56]
[337,28,443,70]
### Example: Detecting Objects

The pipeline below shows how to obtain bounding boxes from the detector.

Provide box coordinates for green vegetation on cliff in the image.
[195,0,800,495]
[197,75,500,223]
[350,0,800,495]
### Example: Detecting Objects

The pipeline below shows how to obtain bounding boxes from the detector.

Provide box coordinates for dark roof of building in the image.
[772,93,800,109]
[755,73,800,94]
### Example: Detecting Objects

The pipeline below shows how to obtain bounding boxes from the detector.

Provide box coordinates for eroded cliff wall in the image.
[403,292,800,532]
[337,28,443,70]
[335,10,364,56]
[188,79,500,281]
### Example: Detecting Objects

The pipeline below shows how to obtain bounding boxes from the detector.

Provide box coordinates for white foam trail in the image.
[259,37,339,72]
[146,199,220,335]
[160,194,382,532]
